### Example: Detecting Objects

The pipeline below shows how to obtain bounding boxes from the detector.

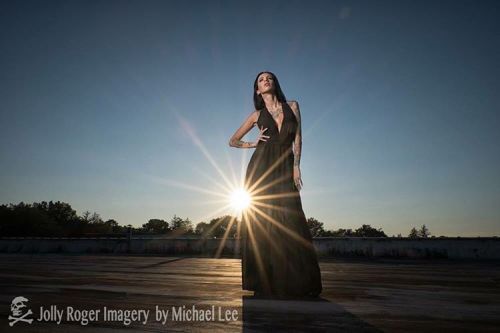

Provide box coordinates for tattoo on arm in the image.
[233,140,254,148]
[292,101,302,167]
[235,140,248,148]
[229,111,259,149]
[293,134,301,166]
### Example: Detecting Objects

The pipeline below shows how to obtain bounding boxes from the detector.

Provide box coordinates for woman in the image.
[229,71,322,298]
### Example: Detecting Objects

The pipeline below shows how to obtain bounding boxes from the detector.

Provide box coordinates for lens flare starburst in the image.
[228,187,252,220]
[229,188,251,212]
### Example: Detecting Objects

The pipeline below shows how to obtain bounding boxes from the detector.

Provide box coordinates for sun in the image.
[229,188,251,212]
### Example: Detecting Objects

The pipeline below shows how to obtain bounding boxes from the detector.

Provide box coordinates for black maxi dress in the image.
[241,101,322,297]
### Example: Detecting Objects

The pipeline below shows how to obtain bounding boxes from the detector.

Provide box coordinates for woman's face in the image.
[256,72,275,95]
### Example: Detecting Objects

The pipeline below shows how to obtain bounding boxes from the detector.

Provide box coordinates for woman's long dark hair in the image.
[253,71,287,110]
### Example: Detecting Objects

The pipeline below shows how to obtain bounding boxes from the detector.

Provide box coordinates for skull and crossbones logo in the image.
[9,296,33,326]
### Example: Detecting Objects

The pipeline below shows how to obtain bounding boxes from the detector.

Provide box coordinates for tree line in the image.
[0,201,432,238]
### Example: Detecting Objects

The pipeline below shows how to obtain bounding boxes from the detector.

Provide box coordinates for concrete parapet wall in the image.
[0,237,499,260]
[313,237,500,260]
[0,237,240,257]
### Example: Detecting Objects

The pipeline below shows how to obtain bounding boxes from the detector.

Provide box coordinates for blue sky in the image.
[1,0,499,236]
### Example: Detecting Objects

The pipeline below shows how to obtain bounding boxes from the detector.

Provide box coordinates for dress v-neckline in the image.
[266,103,285,134]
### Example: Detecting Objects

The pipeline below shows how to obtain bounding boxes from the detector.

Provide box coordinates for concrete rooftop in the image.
[0,254,499,332]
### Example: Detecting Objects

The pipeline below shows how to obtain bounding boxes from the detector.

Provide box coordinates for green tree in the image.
[142,219,170,234]
[0,202,60,236]
[328,228,355,237]
[81,211,92,223]
[418,224,430,238]
[408,227,419,238]
[195,222,210,236]
[169,215,194,235]
[195,216,237,238]
[353,224,387,237]
[82,212,110,234]
[104,219,123,233]
[89,212,103,224]
[47,201,79,225]
[306,217,325,237]
[0,201,128,237]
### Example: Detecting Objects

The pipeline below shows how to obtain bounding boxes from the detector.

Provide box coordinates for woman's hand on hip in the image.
[254,126,269,145]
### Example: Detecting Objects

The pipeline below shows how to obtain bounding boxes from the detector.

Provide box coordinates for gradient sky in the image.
[1,0,499,236]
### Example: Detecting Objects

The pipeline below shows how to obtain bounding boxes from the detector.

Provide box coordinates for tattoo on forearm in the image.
[292,102,302,167]
[233,139,254,148]
[293,138,301,167]
[294,148,301,166]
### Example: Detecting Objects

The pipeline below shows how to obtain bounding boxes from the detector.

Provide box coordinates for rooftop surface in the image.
[0,254,499,332]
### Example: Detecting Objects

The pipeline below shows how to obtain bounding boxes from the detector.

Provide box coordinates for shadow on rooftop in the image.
[242,295,382,332]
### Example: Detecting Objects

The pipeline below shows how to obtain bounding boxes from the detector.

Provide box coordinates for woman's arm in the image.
[289,101,302,168]
[229,111,268,148]
[289,101,303,190]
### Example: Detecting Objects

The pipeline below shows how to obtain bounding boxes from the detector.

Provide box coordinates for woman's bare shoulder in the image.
[286,100,299,108]
[248,110,261,125]
[286,100,300,115]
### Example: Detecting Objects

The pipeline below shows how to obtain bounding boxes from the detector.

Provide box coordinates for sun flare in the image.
[229,188,251,212]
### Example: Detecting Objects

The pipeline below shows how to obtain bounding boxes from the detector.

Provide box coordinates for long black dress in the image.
[241,101,322,297]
